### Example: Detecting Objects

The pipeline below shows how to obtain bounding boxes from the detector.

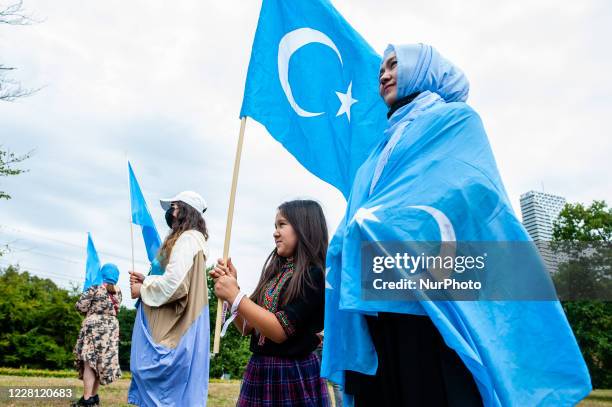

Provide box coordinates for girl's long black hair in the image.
[251,200,328,306]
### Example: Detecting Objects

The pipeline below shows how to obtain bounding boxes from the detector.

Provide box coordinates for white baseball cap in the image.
[160,191,207,214]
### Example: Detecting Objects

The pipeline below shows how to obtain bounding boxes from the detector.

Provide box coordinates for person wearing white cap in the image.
[160,190,207,215]
[127,190,211,406]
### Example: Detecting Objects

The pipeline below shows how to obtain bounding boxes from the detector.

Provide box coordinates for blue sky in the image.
[1,0,610,307]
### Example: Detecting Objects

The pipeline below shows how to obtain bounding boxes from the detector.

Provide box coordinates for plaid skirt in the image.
[238,353,330,407]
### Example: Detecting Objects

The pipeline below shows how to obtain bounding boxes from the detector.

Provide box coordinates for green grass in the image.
[0,373,609,406]
[582,390,612,407]
[0,374,239,407]
[0,368,134,380]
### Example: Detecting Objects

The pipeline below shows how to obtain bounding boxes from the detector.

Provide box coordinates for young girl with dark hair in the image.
[212,199,329,406]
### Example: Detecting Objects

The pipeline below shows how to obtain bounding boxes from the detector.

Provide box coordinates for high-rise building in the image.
[519,190,567,272]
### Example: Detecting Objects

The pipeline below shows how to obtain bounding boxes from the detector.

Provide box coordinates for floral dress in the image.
[73,285,122,385]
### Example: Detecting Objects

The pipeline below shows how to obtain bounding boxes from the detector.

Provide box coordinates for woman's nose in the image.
[380,71,390,85]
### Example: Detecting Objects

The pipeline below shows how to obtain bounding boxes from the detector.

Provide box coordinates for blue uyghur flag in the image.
[322,43,591,406]
[128,304,209,406]
[240,0,388,198]
[83,232,101,291]
[128,162,161,263]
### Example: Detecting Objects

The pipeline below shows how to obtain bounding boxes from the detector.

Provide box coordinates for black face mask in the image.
[165,208,175,228]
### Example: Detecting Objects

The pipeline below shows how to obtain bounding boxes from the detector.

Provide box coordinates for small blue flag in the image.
[128,162,161,263]
[83,232,101,291]
[240,0,388,198]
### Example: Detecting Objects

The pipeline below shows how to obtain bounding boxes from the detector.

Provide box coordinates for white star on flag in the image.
[335,81,358,122]
[352,205,382,226]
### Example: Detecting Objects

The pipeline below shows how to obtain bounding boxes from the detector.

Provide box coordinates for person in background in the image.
[73,263,122,407]
[127,190,210,407]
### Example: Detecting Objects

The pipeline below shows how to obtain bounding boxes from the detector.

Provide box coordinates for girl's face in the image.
[379,51,398,106]
[273,211,298,258]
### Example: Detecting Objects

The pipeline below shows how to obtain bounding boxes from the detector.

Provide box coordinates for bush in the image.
[0,266,81,370]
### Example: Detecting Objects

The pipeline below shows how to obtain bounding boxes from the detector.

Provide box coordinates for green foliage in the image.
[552,243,612,301]
[0,266,82,369]
[553,200,612,242]
[0,262,251,379]
[561,300,612,388]
[0,147,30,200]
[0,265,137,373]
[207,272,251,379]
[117,306,136,371]
[552,200,612,388]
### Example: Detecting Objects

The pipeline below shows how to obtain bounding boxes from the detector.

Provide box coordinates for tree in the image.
[207,272,251,379]
[0,265,82,369]
[553,201,612,242]
[1,1,38,102]
[552,200,612,388]
[0,147,30,200]
[117,306,136,371]
[0,265,138,372]
[1,1,34,200]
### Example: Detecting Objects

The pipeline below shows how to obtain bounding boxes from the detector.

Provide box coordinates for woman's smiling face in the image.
[379,51,398,106]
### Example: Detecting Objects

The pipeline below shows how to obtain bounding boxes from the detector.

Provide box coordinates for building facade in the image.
[519,190,567,272]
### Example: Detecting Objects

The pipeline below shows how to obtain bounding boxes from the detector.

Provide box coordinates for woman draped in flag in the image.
[212,199,329,406]
[321,44,591,406]
[128,191,210,407]
[73,263,121,407]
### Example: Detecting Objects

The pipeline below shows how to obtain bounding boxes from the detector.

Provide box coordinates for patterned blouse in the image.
[250,260,325,358]
[76,285,122,318]
[258,260,295,345]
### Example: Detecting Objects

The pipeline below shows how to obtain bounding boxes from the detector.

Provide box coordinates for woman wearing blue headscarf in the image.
[73,263,122,407]
[322,43,590,406]
[344,44,480,407]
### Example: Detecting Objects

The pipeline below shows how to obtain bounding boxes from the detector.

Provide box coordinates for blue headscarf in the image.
[100,263,119,285]
[384,43,469,103]
[371,44,470,193]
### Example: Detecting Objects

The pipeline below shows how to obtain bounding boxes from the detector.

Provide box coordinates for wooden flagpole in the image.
[127,157,135,274]
[130,224,135,273]
[213,117,247,355]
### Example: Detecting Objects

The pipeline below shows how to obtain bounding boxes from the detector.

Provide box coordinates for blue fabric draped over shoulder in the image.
[128,305,210,406]
[322,43,591,406]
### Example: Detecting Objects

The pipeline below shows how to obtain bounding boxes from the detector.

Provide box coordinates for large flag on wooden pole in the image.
[239,0,387,199]
[213,0,388,354]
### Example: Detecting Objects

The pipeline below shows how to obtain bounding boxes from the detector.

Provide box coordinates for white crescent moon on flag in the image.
[278,28,343,117]
[409,205,457,242]
[408,205,457,279]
